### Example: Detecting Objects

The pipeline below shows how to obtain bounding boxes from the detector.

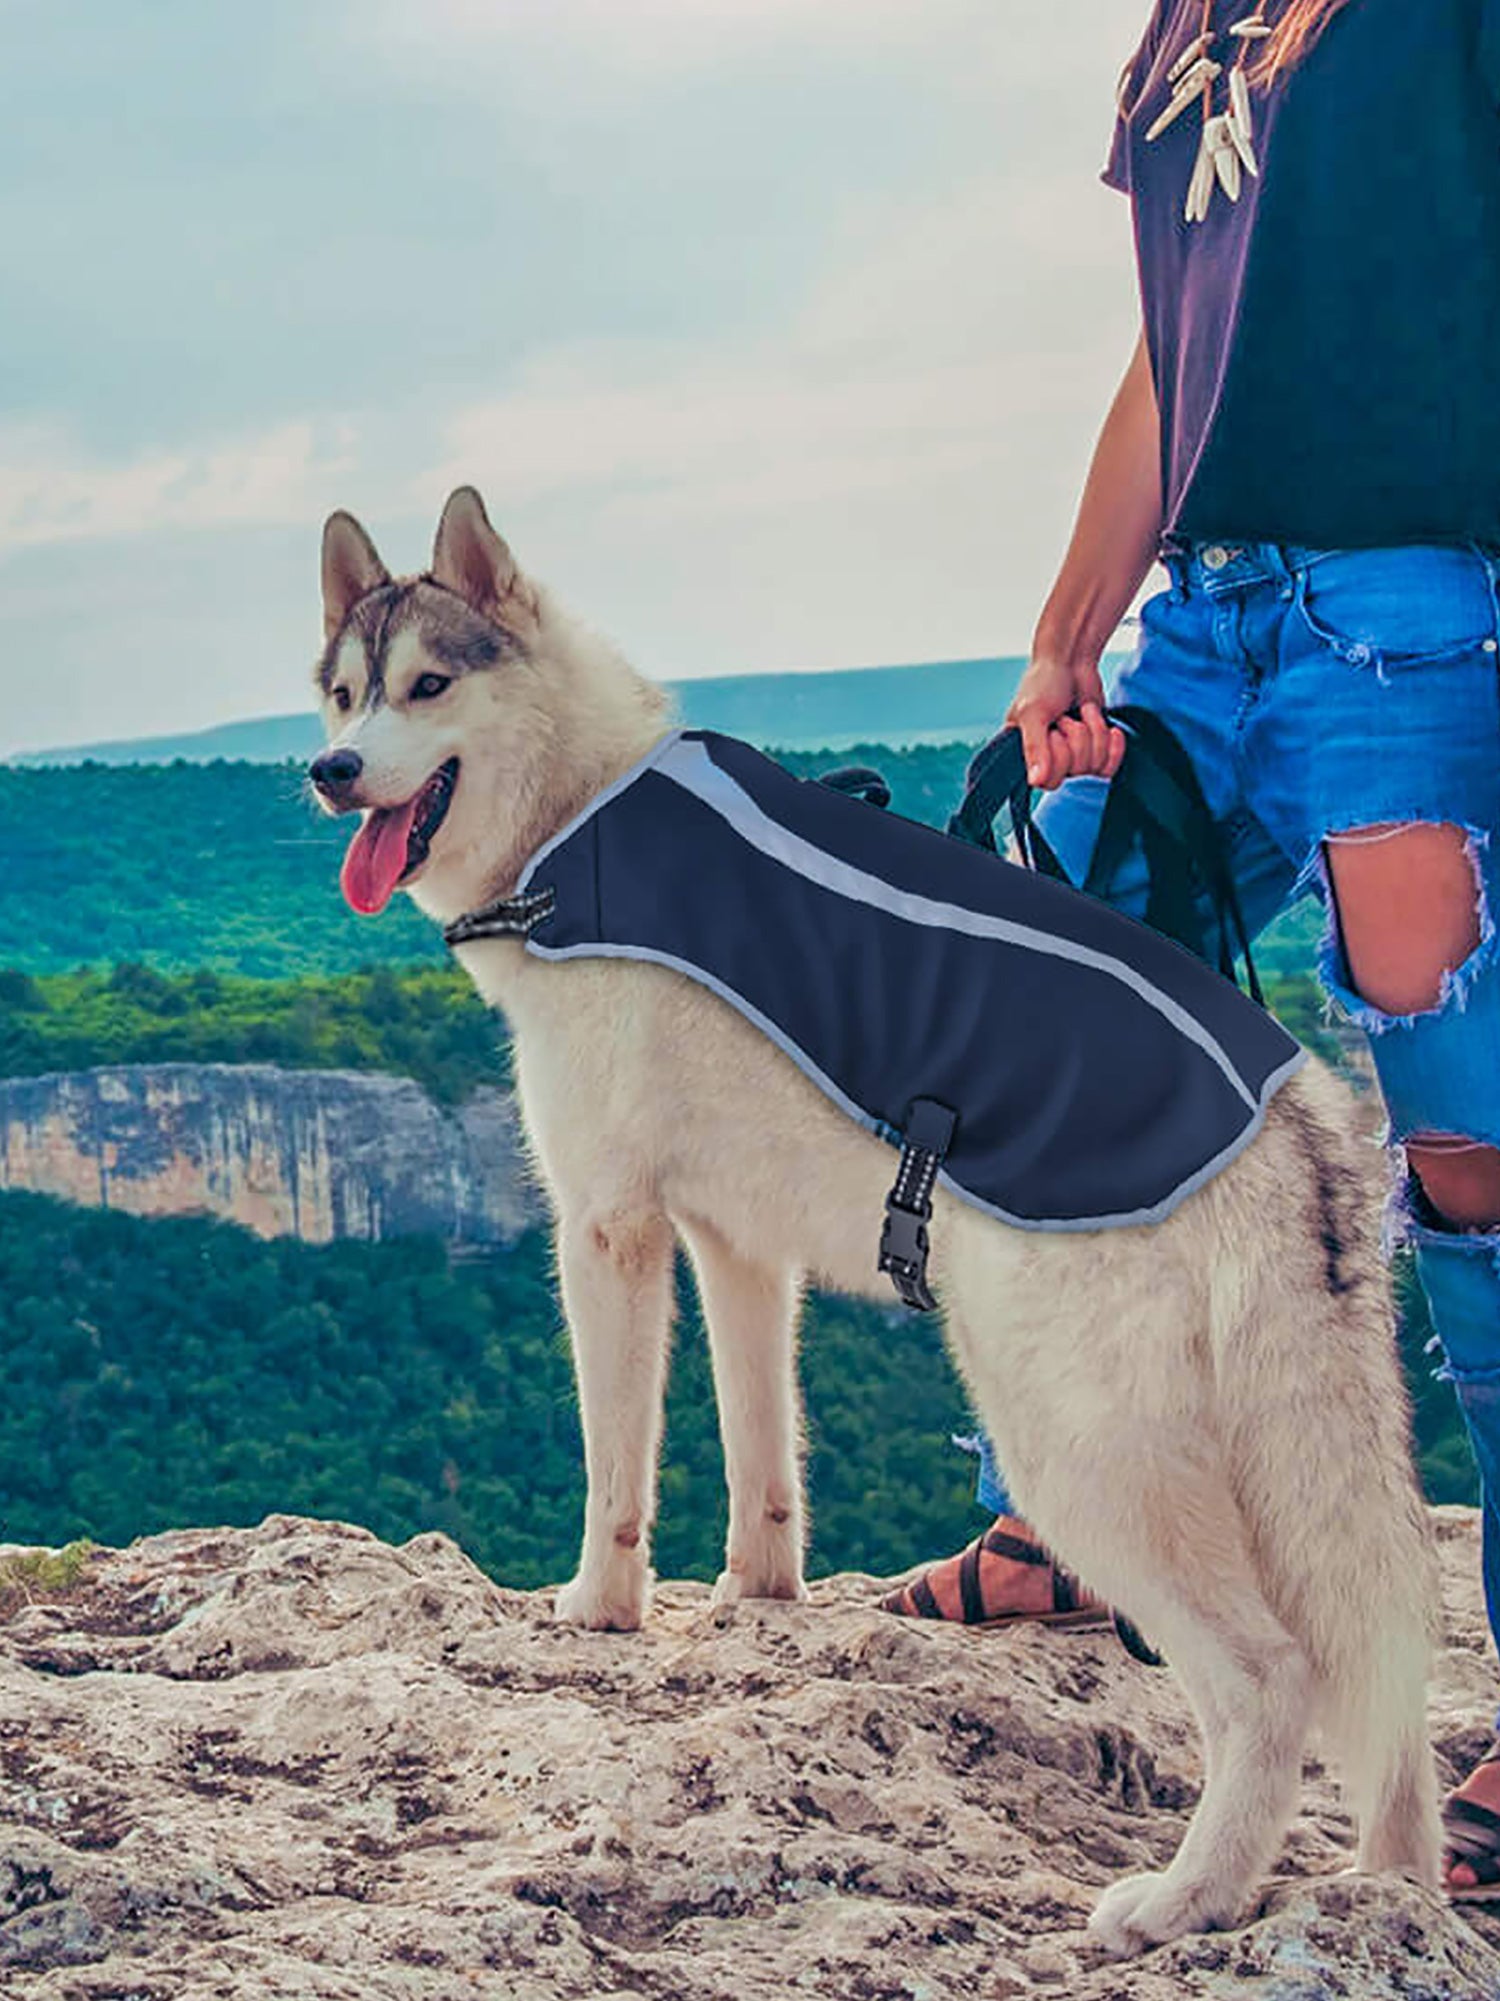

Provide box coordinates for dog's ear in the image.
[322,512,391,641]
[431,487,536,632]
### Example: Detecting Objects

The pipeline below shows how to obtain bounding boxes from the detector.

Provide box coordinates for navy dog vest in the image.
[477,728,1306,1234]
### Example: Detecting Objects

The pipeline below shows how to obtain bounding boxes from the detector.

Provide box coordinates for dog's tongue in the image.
[340,800,419,915]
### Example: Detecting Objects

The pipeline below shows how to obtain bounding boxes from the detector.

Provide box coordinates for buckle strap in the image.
[980,1526,1052,1567]
[443,885,557,949]
[878,1097,958,1312]
[957,1537,987,1625]
[1445,1797,1500,1840]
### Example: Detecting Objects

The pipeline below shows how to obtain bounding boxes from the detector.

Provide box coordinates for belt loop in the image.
[1164,550,1191,604]
[1281,542,1313,607]
[1481,541,1500,651]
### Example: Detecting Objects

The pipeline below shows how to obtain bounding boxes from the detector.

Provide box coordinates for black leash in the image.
[938,705,1264,1006]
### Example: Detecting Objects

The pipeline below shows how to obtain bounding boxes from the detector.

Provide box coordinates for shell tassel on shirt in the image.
[1151,1,1269,224]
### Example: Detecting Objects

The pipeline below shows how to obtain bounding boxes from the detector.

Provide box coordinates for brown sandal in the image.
[880,1524,1165,1666]
[1444,1751,1500,1901]
[880,1524,1113,1631]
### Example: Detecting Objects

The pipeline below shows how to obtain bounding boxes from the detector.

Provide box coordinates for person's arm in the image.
[1007,327,1163,790]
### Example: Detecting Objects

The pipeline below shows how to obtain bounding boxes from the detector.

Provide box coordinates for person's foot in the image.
[879,1515,1112,1628]
[1444,1746,1500,1898]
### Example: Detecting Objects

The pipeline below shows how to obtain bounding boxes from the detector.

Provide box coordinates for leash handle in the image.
[944,721,1069,882]
[948,707,1265,1007]
[1105,704,1265,1007]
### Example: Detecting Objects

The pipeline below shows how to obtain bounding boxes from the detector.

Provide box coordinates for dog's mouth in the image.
[340,758,460,916]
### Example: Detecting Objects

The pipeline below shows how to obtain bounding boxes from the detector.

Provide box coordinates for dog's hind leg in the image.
[676,1212,808,1608]
[952,1277,1315,1953]
[1205,1232,1442,1888]
[1070,1468,1315,1955]
[553,1204,677,1631]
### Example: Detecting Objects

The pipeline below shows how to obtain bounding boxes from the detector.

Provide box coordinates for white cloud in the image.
[0,420,359,553]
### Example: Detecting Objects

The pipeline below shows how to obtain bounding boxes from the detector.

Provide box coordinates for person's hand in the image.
[1005,657,1127,792]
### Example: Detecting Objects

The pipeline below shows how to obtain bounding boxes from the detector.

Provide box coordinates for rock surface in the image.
[0,1066,540,1246]
[0,1510,1496,2000]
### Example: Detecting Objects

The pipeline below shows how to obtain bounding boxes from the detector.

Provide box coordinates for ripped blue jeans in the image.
[968,539,1500,1659]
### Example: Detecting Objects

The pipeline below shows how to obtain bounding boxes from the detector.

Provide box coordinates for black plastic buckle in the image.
[879,1205,936,1312]
[878,1098,958,1313]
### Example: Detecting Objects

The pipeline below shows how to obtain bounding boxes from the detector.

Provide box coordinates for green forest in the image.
[0,962,508,1104]
[0,759,437,976]
[0,1189,1473,1592]
[0,1191,984,1585]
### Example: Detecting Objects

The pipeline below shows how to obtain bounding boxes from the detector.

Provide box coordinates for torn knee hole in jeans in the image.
[1394,1151,1500,1226]
[1400,1133,1500,1238]
[1382,1149,1500,1275]
[1309,821,1498,1036]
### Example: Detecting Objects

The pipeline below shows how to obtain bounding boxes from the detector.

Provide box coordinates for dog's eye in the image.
[411,673,452,702]
[331,686,351,714]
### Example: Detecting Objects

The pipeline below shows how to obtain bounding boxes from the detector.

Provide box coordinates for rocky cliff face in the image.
[0,1065,542,1246]
[0,1511,1495,1999]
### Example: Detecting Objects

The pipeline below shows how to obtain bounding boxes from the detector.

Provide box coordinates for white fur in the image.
[316,492,1443,1954]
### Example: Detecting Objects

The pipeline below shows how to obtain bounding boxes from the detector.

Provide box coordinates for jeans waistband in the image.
[1163,541,1332,597]
[1163,538,1500,599]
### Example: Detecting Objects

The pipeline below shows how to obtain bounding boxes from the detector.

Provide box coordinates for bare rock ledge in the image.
[0,1509,1497,2000]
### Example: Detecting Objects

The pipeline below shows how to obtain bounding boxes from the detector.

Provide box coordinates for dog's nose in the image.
[310,748,363,799]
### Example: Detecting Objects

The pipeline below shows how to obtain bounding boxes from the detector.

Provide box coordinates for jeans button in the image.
[1348,642,1373,666]
[1203,545,1230,571]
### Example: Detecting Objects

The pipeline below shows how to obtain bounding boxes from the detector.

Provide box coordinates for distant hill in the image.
[12,657,1035,767]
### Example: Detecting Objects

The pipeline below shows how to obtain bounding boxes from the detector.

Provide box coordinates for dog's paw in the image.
[1088,1870,1238,1956]
[1088,1872,1167,1955]
[710,1565,809,1615]
[554,1568,650,1632]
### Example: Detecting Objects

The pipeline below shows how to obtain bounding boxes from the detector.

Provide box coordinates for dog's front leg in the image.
[553,1206,676,1631]
[676,1213,808,1610]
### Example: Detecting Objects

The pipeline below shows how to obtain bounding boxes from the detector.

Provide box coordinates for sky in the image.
[0,0,1150,758]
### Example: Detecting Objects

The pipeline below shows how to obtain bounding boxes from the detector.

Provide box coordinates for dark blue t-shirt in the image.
[1109,0,1500,551]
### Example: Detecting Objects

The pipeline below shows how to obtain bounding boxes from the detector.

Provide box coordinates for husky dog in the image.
[308,487,1441,1954]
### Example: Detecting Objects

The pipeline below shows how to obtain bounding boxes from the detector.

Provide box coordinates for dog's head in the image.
[309,486,555,923]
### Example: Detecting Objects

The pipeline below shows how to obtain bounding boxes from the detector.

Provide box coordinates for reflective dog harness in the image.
[446,728,1307,1302]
